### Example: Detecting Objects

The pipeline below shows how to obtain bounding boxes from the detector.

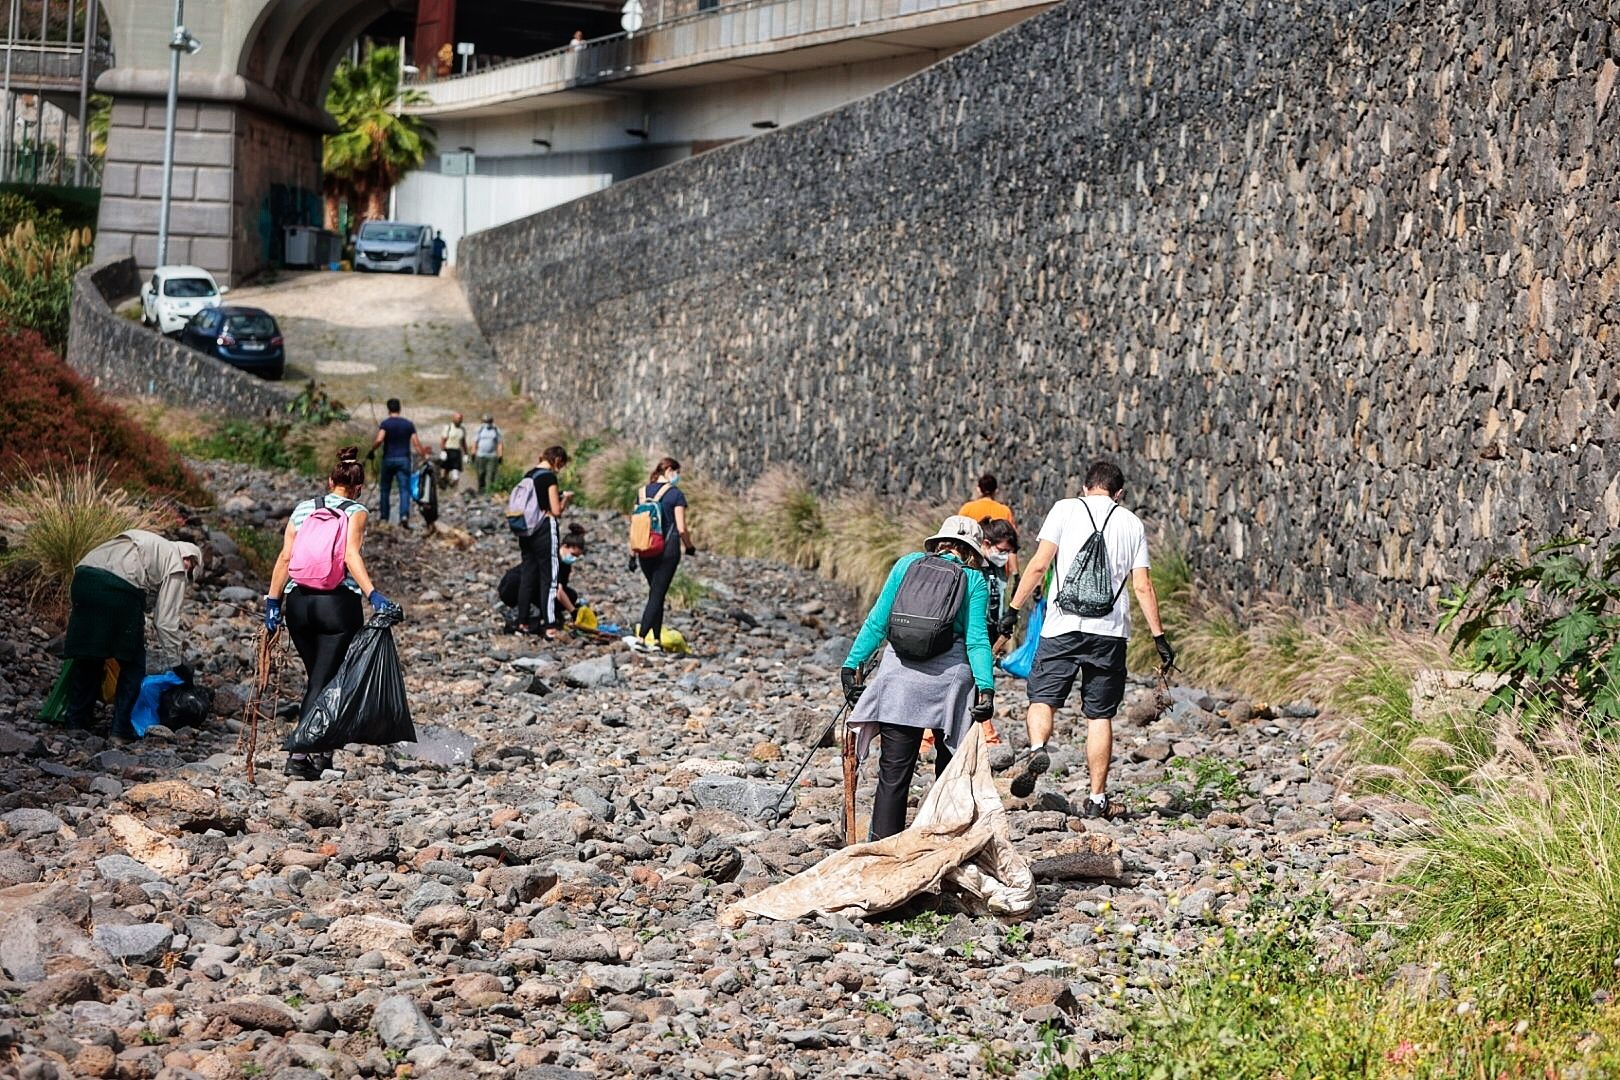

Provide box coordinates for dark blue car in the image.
[178,306,286,380]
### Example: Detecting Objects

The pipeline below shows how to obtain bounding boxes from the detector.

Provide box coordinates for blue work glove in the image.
[368,590,391,613]
[264,597,282,633]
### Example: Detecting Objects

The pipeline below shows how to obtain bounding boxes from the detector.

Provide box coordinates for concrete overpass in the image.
[91,0,417,284]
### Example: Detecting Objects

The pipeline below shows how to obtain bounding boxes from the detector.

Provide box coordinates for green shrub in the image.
[0,218,93,348]
[1,462,170,612]
[284,381,350,425]
[1441,537,1620,735]
[583,445,650,515]
[181,420,319,475]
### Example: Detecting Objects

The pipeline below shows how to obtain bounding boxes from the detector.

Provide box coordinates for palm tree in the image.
[322,44,436,229]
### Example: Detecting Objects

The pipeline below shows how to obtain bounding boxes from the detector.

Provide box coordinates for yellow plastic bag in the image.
[658,628,691,655]
[574,605,598,631]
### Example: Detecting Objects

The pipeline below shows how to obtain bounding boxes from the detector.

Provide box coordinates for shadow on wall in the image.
[457,0,1620,621]
[257,185,324,268]
[65,258,291,416]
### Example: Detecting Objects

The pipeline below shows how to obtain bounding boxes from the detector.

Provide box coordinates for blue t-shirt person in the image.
[644,482,687,536]
[379,416,416,462]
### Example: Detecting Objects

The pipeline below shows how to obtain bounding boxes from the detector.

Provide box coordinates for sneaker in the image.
[622,636,649,653]
[1008,746,1050,798]
[1082,792,1111,819]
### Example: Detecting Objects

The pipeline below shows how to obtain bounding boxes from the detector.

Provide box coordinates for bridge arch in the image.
[93,0,414,283]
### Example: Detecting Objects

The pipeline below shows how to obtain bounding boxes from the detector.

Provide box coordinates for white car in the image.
[140,265,228,336]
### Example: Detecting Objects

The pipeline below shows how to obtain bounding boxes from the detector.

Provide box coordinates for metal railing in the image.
[411,0,1001,110]
[0,41,113,86]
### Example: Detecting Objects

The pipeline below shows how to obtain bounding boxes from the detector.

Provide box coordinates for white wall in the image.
[402,50,957,261]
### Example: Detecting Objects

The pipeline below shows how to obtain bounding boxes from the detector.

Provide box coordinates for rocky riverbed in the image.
[0,462,1396,1079]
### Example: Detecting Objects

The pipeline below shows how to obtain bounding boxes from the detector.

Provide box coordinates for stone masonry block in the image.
[138,164,194,200]
[100,161,139,198]
[170,202,230,237]
[187,237,231,276]
[98,196,159,233]
[194,167,232,202]
[196,105,235,133]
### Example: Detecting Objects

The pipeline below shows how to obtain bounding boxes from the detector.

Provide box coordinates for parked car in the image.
[140,265,228,335]
[354,221,434,273]
[178,306,285,380]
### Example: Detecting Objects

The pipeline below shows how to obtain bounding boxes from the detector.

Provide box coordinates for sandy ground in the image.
[226,269,561,464]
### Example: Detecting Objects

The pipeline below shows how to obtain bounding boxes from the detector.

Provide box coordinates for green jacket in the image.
[844,551,994,691]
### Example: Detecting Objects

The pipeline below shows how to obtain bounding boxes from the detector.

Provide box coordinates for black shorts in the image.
[443,449,464,471]
[1026,631,1128,717]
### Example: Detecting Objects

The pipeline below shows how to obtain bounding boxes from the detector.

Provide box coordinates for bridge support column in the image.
[94,80,326,285]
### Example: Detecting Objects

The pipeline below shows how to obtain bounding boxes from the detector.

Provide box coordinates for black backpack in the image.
[1056,501,1127,617]
[886,555,968,661]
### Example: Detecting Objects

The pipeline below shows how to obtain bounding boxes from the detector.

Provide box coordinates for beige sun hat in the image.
[923,515,986,563]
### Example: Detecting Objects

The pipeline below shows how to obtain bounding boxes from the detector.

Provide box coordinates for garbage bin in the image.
[284,225,320,268]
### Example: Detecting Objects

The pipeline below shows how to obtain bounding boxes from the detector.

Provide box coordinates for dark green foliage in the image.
[1440,538,1620,733]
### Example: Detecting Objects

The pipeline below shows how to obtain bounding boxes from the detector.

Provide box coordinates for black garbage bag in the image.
[157,664,213,729]
[413,462,439,527]
[498,564,521,608]
[284,606,415,753]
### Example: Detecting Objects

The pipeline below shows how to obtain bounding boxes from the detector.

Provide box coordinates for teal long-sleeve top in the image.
[843,551,995,692]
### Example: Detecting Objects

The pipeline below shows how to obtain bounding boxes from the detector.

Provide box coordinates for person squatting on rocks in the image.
[63,531,202,741]
[626,457,696,653]
[439,412,468,489]
[264,447,393,779]
[473,414,504,494]
[840,515,995,841]
[368,398,429,528]
[512,446,573,639]
[555,523,588,624]
[1001,460,1175,815]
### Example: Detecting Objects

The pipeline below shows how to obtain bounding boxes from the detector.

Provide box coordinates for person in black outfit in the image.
[515,446,572,639]
[628,456,695,652]
[264,447,392,780]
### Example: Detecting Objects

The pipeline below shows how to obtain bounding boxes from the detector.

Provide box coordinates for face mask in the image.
[985,548,1010,568]
[667,473,680,486]
[561,553,579,565]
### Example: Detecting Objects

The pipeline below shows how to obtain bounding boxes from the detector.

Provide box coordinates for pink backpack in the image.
[287,496,357,590]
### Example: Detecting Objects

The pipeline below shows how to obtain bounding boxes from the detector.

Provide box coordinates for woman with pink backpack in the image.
[263,447,393,780]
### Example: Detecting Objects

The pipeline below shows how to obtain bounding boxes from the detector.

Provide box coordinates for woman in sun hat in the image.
[838,514,995,840]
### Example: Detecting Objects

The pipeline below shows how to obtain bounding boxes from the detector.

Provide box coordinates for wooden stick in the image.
[841,728,858,847]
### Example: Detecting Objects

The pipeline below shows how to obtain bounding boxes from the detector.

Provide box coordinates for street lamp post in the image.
[155,0,199,267]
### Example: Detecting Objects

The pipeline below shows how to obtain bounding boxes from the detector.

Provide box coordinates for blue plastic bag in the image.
[131,671,185,737]
[998,601,1045,679]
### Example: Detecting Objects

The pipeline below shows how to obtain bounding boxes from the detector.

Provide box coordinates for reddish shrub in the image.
[0,326,205,501]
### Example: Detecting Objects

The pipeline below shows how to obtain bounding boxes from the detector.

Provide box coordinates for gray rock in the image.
[0,725,44,756]
[689,775,784,820]
[373,994,439,1050]
[403,882,458,920]
[693,840,743,883]
[563,655,619,688]
[0,851,41,888]
[93,923,173,965]
[95,855,161,885]
[0,914,44,983]
[1,809,63,836]
[218,586,259,603]
[582,963,644,994]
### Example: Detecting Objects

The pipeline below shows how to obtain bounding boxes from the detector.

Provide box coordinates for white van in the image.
[354,221,434,274]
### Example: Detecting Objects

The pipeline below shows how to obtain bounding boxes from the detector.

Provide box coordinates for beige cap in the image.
[923,515,985,564]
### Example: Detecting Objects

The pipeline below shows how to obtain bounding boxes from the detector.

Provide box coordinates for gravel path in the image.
[228,270,506,428]
[0,465,1394,1078]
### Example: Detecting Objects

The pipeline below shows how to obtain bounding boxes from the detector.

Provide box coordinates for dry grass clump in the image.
[581,444,650,515]
[1,462,170,612]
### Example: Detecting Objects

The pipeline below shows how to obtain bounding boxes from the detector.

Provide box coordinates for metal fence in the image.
[414,0,980,108]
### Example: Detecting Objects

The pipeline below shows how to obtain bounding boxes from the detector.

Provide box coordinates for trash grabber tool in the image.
[842,725,858,847]
[763,701,848,826]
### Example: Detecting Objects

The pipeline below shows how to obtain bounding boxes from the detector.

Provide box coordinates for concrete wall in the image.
[66,258,291,415]
[460,0,1620,619]
[400,50,960,262]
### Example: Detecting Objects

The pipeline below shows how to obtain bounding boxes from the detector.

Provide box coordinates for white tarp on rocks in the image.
[719,725,1035,926]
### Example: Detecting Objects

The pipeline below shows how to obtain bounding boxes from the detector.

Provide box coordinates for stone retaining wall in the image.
[461,0,1620,619]
[66,258,290,417]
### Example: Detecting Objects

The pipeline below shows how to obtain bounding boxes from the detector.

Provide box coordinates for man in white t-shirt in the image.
[1001,460,1175,816]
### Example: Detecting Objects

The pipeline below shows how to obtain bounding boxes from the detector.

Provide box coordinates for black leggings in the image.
[517,519,558,627]
[637,543,681,639]
[871,723,952,841]
[286,586,365,718]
